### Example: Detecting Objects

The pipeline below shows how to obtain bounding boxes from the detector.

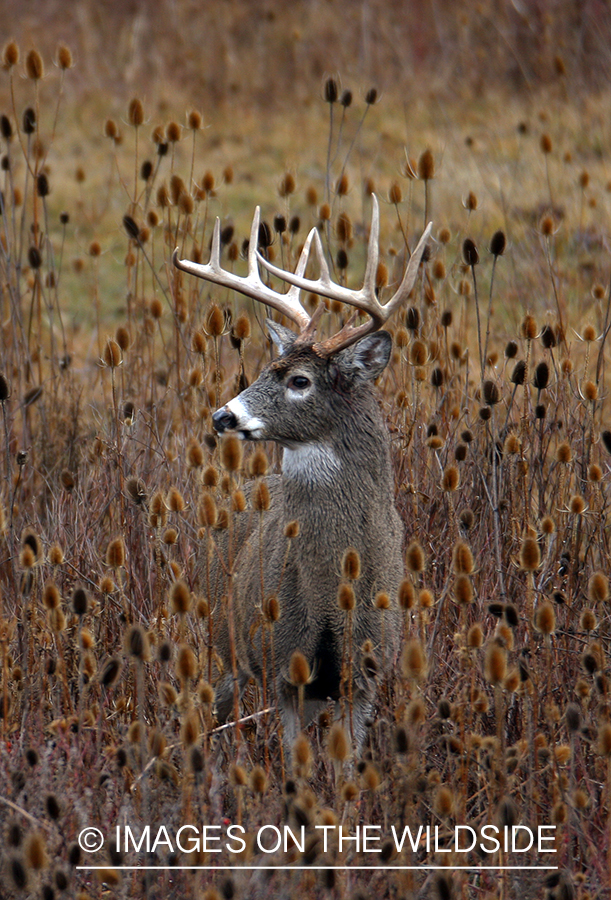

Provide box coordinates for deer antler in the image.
[173,195,432,354]
[259,195,432,355]
[173,205,313,331]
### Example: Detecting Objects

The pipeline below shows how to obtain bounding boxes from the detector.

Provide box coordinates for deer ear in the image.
[335,331,392,382]
[266,318,298,355]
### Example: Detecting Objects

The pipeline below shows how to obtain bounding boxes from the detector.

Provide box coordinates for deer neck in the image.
[280,404,395,554]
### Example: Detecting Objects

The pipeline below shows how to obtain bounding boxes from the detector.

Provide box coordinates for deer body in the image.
[174,196,431,749]
[209,326,403,745]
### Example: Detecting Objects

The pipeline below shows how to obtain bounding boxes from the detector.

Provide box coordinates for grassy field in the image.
[2,3,611,898]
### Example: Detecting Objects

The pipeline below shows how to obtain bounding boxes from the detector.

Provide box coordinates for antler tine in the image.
[246,204,261,275]
[172,207,311,331]
[381,220,433,317]
[360,193,381,308]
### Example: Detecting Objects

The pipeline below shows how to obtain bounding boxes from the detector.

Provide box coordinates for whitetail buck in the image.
[174,197,431,750]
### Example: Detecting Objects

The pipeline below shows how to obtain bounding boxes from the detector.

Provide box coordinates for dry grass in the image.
[1,13,611,900]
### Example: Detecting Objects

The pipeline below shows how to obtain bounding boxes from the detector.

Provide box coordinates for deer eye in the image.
[288,375,311,391]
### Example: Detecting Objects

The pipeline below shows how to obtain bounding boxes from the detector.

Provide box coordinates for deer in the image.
[173,196,431,751]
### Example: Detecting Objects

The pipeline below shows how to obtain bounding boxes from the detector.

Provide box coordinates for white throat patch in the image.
[282,444,341,485]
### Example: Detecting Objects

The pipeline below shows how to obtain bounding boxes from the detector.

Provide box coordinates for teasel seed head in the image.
[565,703,581,734]
[25,831,47,869]
[42,580,60,610]
[556,441,572,464]
[434,785,454,818]
[406,698,426,727]
[336,211,352,243]
[540,515,555,535]
[0,372,10,401]
[485,641,507,685]
[520,537,541,571]
[490,229,506,256]
[434,261,447,282]
[433,873,454,900]
[534,601,556,635]
[170,579,192,615]
[253,480,270,511]
[125,625,149,661]
[588,463,602,483]
[165,486,185,513]
[588,572,609,604]
[341,547,361,581]
[186,437,204,469]
[596,722,611,757]
[442,465,460,492]
[231,489,246,513]
[336,173,349,196]
[106,537,125,570]
[159,681,178,706]
[279,172,296,197]
[375,591,390,610]
[102,338,121,368]
[3,41,19,69]
[292,732,312,771]
[483,380,500,405]
[540,133,552,154]
[394,725,409,754]
[418,148,435,181]
[467,623,484,649]
[49,608,66,633]
[181,711,200,748]
[337,583,355,611]
[569,494,586,515]
[410,339,427,365]
[328,722,349,762]
[149,296,163,319]
[402,307,420,333]
[220,434,242,473]
[389,181,402,204]
[9,855,27,889]
[249,448,268,478]
[229,763,246,788]
[263,594,280,623]
[583,380,598,402]
[521,314,537,340]
[580,608,596,631]
[401,638,427,682]
[176,643,196,681]
[406,540,425,574]
[56,43,72,69]
[249,765,268,794]
[128,98,144,127]
[71,586,88,617]
[398,577,416,609]
[323,77,338,103]
[100,657,121,688]
[288,650,310,686]
[462,238,479,266]
[539,323,556,349]
[454,574,474,605]
[25,49,44,81]
[166,121,181,143]
[19,545,36,569]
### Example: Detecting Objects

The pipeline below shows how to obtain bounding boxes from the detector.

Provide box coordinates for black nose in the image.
[212,408,238,433]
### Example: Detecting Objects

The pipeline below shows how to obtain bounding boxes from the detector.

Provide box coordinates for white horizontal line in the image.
[77,865,558,871]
